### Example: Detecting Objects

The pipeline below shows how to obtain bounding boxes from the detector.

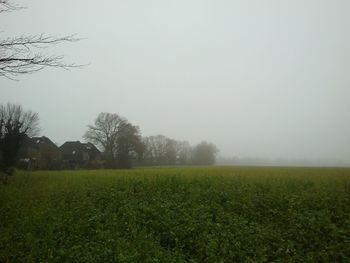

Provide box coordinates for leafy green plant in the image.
[0,167,349,262]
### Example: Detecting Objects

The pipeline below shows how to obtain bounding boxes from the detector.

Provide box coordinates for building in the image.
[18,136,61,169]
[59,141,101,168]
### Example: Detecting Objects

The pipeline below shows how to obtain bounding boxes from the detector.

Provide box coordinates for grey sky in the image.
[1,0,350,162]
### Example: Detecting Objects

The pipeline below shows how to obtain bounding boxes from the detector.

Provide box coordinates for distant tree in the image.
[142,135,167,165]
[0,0,80,79]
[142,137,155,165]
[192,141,218,165]
[175,140,192,165]
[115,121,144,168]
[142,135,178,166]
[0,103,39,180]
[164,138,177,165]
[84,112,143,168]
[142,135,193,166]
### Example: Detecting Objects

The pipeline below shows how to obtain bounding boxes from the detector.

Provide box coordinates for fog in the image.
[1,0,350,165]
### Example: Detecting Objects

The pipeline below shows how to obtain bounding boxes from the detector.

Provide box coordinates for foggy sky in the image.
[1,0,350,163]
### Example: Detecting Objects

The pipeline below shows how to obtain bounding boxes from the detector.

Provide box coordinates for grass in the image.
[0,166,349,262]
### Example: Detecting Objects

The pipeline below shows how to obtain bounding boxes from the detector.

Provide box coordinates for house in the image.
[59,141,101,168]
[18,136,61,169]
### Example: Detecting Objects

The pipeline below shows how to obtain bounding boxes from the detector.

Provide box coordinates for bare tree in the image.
[0,102,39,182]
[142,135,169,165]
[142,135,192,166]
[84,113,143,168]
[175,140,192,165]
[0,0,81,79]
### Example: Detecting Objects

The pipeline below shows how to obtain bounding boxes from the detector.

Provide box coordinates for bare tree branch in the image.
[0,0,23,13]
[0,2,83,79]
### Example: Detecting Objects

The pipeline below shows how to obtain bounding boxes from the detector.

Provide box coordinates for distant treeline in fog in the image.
[217,156,349,167]
[0,103,218,172]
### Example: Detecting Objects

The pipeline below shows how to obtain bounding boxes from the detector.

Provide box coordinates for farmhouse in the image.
[18,136,61,169]
[59,141,101,168]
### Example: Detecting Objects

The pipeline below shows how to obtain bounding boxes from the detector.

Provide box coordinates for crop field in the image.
[0,167,349,262]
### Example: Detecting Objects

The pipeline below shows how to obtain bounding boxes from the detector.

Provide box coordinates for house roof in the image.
[24,136,58,149]
[59,141,100,155]
[82,142,100,154]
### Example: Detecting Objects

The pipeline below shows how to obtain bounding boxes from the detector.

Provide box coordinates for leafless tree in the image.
[0,0,81,79]
[84,113,125,160]
[0,102,39,182]
[142,135,192,165]
[0,103,39,137]
[0,0,23,13]
[84,113,143,168]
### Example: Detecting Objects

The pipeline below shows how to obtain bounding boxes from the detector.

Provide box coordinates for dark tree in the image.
[116,121,144,168]
[84,112,143,168]
[0,103,39,180]
[0,0,80,79]
[192,141,218,165]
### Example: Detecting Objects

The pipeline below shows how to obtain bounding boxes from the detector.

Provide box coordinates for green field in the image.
[0,167,349,262]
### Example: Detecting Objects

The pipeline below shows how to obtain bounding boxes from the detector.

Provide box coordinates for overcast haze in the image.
[1,0,350,164]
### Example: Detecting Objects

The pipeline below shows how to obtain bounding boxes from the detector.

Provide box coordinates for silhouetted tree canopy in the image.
[84,112,143,168]
[0,102,39,176]
[0,0,80,79]
[192,141,218,165]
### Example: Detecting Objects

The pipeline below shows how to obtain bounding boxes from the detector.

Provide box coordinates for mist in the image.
[1,0,350,166]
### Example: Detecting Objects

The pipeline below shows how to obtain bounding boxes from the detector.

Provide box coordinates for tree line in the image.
[84,112,218,168]
[142,135,218,166]
[0,103,218,177]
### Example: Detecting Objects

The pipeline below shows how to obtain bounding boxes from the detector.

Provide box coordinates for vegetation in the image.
[83,112,218,169]
[141,136,218,167]
[142,135,191,166]
[0,0,80,80]
[192,142,218,165]
[0,166,349,262]
[0,106,218,172]
[84,112,144,169]
[0,103,39,179]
